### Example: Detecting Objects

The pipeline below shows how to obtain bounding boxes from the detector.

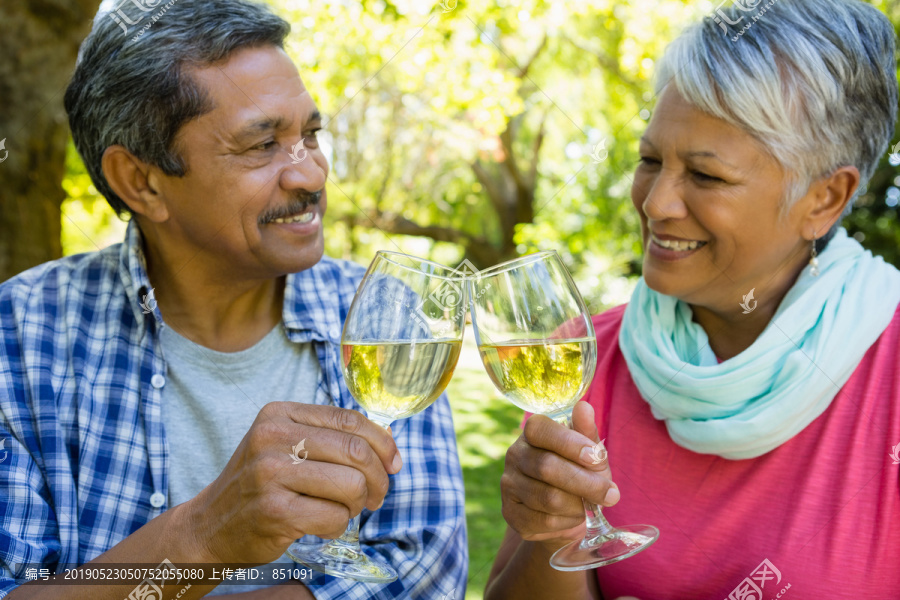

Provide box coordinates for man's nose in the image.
[281,147,327,192]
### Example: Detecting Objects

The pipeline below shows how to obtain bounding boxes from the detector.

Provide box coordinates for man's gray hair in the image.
[64,0,291,216]
[654,0,897,248]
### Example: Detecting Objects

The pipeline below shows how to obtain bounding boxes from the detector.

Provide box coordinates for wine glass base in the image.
[287,541,398,583]
[550,524,659,571]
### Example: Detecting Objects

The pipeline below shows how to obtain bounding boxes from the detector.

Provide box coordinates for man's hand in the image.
[182,402,402,566]
[499,401,618,551]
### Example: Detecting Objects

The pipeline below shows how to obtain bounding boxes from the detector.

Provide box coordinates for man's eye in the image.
[304,128,322,141]
[637,156,660,167]
[250,141,277,151]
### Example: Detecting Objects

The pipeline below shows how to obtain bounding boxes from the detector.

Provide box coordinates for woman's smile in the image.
[647,230,708,261]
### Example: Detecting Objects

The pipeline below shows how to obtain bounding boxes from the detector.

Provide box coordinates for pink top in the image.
[582,304,900,599]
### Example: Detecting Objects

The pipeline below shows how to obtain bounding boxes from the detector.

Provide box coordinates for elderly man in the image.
[0,1,466,598]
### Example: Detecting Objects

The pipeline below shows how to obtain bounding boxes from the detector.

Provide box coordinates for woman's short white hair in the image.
[654,0,897,245]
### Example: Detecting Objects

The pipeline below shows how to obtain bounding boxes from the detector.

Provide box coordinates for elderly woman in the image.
[484,1,900,598]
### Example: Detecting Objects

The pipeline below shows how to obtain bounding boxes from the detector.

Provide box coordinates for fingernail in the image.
[391,452,402,473]
[580,442,607,466]
[603,485,620,506]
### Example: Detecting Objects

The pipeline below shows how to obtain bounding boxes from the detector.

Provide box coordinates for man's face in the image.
[152,44,327,278]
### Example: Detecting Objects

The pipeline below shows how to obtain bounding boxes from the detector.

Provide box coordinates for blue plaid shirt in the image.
[0,221,467,598]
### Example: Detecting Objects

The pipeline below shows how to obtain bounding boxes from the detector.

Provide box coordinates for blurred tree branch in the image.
[563,35,644,97]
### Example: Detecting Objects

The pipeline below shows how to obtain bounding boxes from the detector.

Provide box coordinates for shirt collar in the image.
[118,219,342,345]
[119,220,161,336]
[282,262,344,344]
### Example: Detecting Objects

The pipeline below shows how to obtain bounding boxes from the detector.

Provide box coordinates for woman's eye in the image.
[692,171,722,183]
[637,156,660,167]
[303,128,322,144]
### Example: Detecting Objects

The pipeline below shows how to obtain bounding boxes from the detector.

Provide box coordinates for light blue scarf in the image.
[619,228,900,460]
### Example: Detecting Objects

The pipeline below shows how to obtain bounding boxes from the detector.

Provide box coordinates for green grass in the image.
[447,364,523,600]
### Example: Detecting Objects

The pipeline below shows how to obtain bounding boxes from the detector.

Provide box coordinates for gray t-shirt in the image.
[159,322,321,595]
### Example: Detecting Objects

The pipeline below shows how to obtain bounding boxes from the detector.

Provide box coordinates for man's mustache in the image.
[260,190,322,224]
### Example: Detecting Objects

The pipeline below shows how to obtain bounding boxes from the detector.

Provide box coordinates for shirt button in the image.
[149,492,166,508]
[151,374,166,389]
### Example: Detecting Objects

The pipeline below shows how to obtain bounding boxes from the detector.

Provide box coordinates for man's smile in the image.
[270,211,315,224]
[260,190,322,226]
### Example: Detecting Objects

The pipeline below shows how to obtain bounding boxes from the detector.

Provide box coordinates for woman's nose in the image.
[641,170,689,221]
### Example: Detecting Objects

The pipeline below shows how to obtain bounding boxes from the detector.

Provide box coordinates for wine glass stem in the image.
[582,499,616,540]
[322,418,393,554]
[553,412,616,543]
[327,514,364,554]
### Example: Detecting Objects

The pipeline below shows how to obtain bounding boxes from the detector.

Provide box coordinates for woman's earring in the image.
[809,238,819,277]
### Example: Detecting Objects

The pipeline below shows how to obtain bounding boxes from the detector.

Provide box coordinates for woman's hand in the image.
[484,401,615,600]
[500,401,619,551]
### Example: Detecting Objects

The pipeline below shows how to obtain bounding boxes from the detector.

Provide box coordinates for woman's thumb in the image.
[571,400,599,443]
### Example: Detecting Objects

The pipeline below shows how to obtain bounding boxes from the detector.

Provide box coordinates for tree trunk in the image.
[0,0,101,282]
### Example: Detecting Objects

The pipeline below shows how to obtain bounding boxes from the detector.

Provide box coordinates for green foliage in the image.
[842,0,900,267]
[61,139,127,256]
[274,0,522,261]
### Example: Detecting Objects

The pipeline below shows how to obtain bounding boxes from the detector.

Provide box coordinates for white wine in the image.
[478,337,597,416]
[342,340,462,421]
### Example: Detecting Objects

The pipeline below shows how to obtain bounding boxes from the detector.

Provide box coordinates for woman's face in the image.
[632,85,811,313]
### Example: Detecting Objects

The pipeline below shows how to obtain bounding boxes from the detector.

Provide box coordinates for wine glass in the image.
[287,251,467,582]
[467,250,658,570]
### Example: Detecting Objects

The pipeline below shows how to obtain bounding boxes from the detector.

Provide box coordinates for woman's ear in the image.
[796,166,860,239]
[101,145,170,223]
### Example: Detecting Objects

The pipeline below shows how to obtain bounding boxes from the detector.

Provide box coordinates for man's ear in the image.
[796,165,860,240]
[102,145,170,223]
